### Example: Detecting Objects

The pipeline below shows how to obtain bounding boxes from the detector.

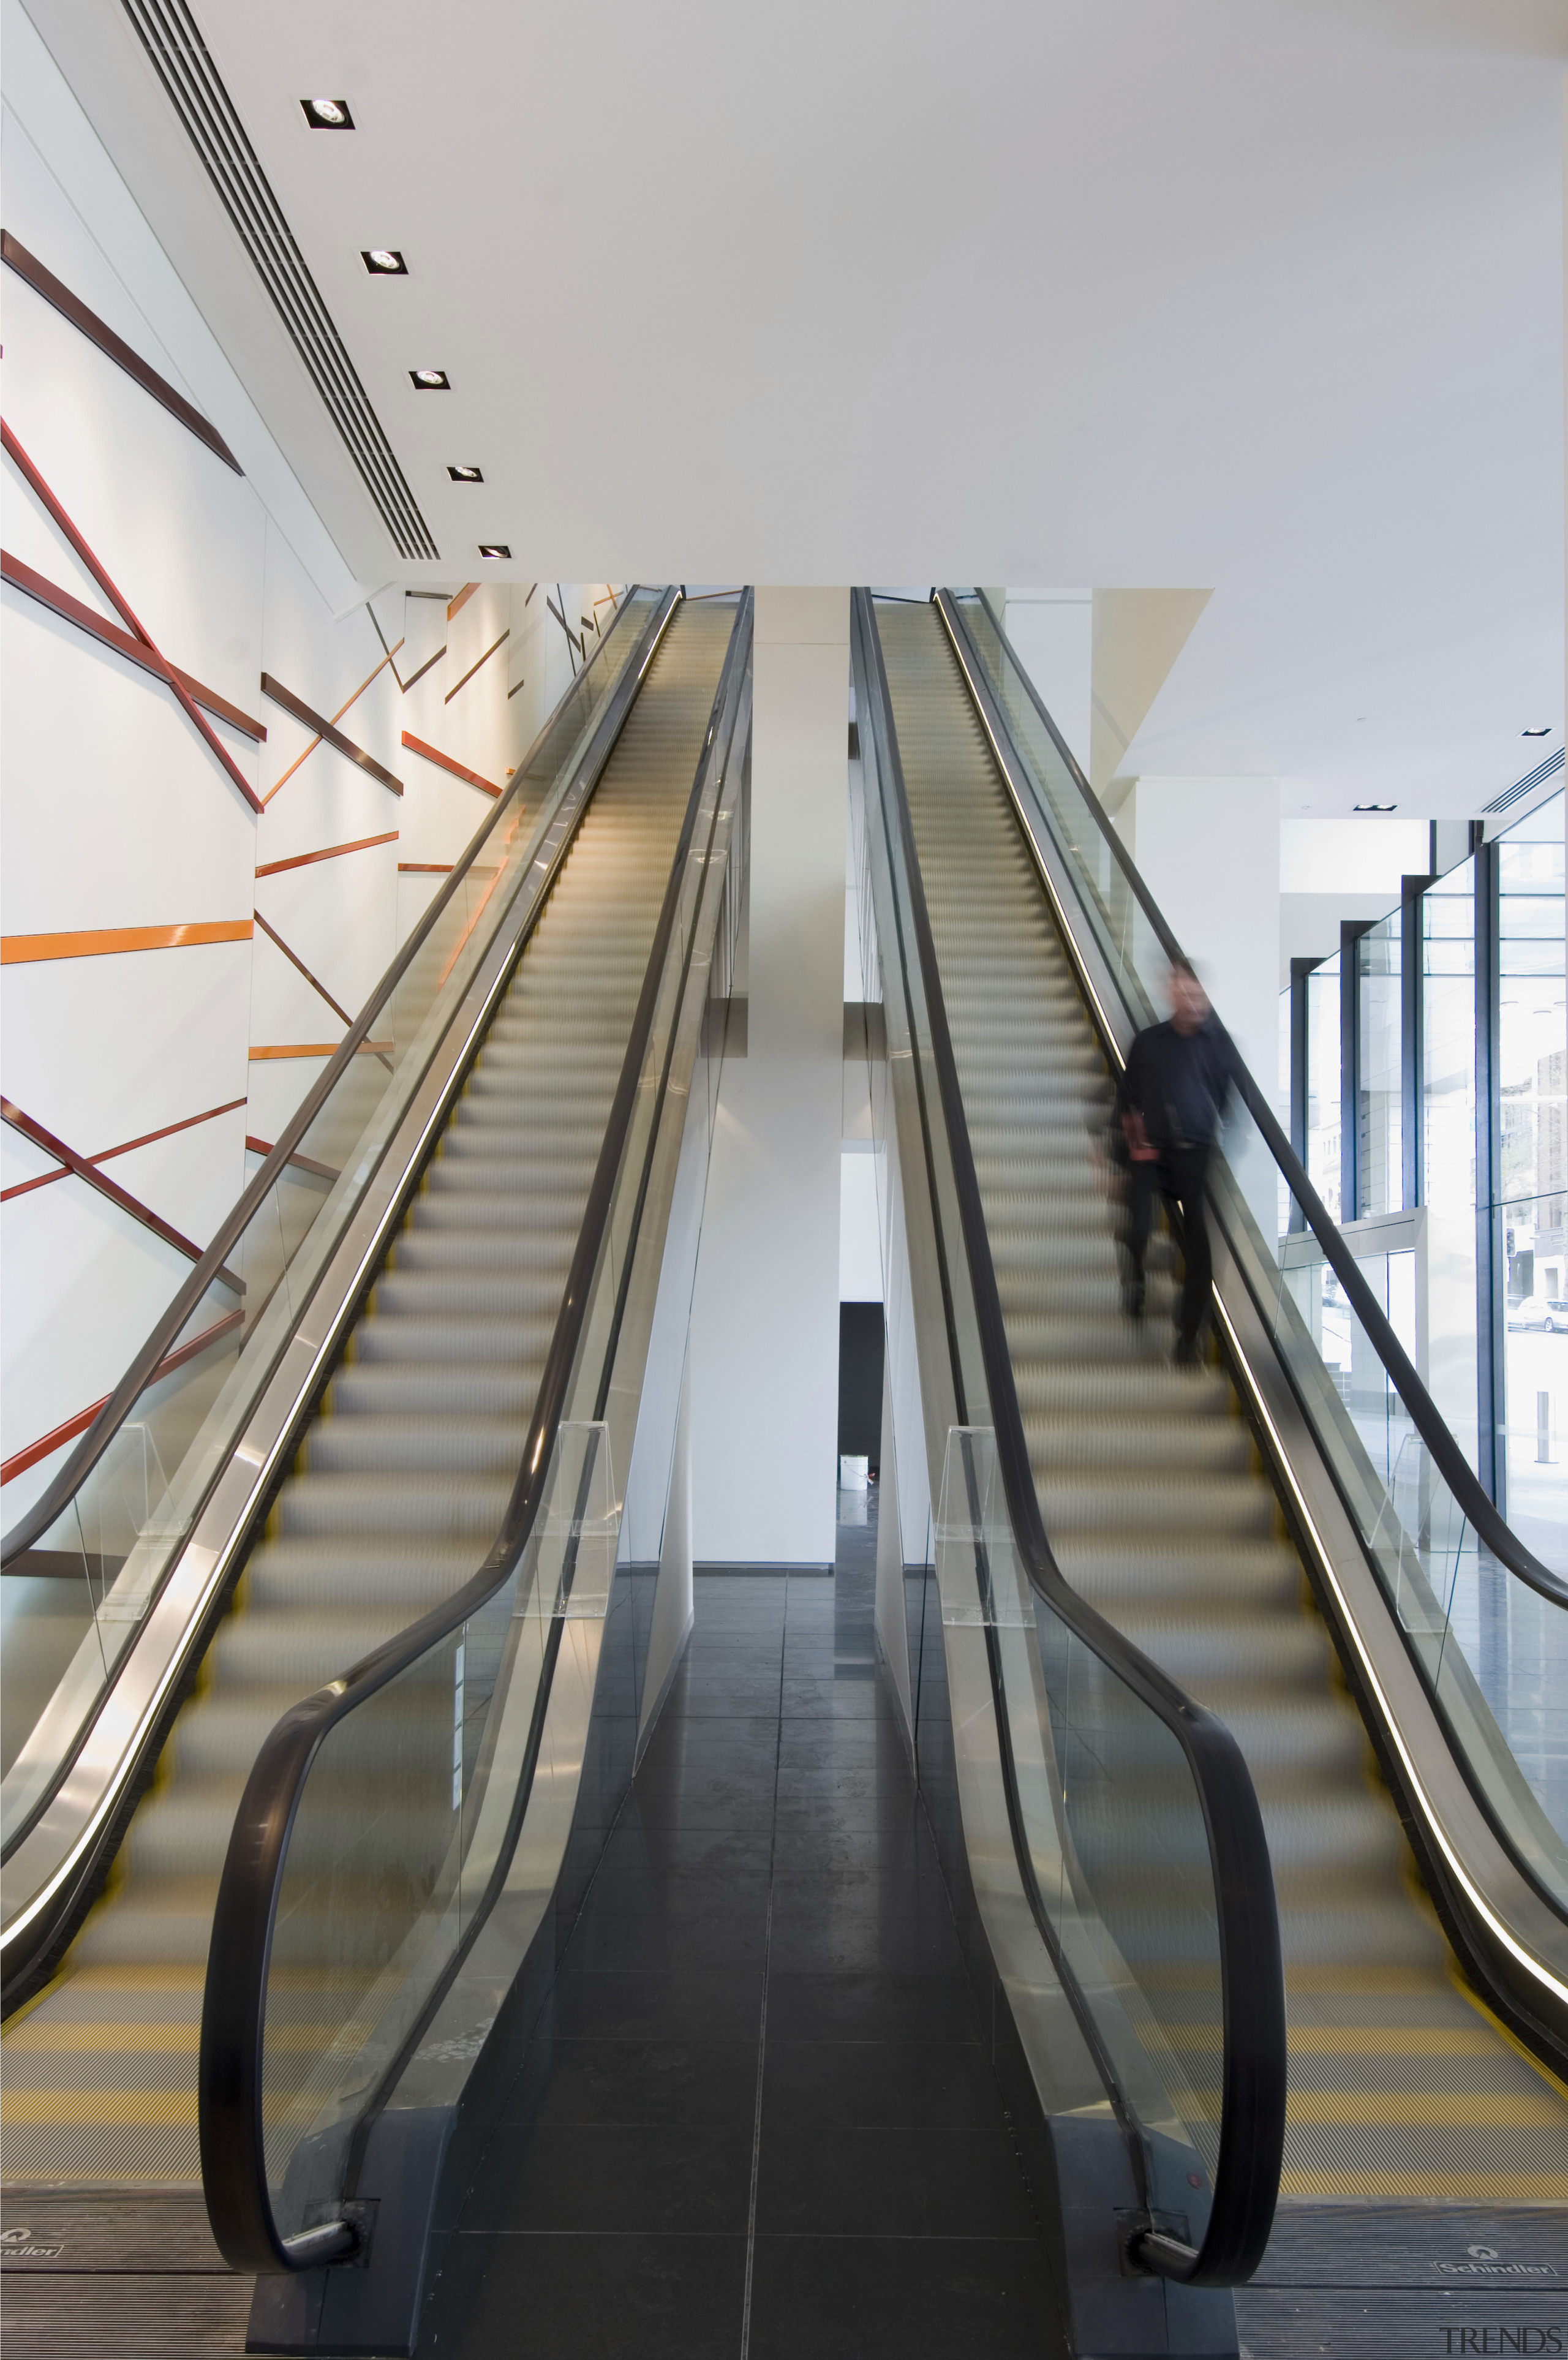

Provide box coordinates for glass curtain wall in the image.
[1277,788,1566,1574]
[1497,792,1566,1569]
[1357,911,1402,1218]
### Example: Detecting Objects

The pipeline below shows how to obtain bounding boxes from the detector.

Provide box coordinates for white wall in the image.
[1116,777,1282,1101]
[1002,590,1092,775]
[688,589,848,1564]
[0,26,617,1518]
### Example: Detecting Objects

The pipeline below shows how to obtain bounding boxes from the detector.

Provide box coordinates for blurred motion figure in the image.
[1118,959,1240,1367]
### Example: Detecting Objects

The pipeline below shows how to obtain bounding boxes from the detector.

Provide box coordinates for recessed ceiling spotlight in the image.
[1353,802,1397,812]
[301,98,353,129]
[478,543,511,560]
[448,464,484,483]
[1522,725,1553,737]
[410,368,450,390]
[363,248,407,275]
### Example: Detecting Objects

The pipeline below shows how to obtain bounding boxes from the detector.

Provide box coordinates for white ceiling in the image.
[20,0,1568,815]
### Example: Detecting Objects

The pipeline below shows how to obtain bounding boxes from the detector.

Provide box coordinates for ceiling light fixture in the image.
[363,249,407,275]
[478,543,511,560]
[410,369,450,390]
[1353,802,1397,812]
[448,464,484,483]
[1522,726,1553,737]
[301,98,353,129]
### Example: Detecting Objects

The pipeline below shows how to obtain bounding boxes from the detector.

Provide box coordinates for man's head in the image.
[1168,957,1210,1035]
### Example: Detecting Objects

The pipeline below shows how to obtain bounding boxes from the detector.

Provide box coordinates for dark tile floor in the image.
[429,1491,1053,2359]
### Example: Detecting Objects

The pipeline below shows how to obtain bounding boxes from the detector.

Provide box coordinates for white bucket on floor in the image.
[839,1455,869,1491]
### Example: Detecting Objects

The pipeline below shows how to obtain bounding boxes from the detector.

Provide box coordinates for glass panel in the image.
[1357,913,1401,1217]
[1497,790,1566,1577]
[260,1421,615,2246]
[937,1428,1223,2237]
[1211,1101,1568,1902]
[1423,857,1480,1472]
[0,595,660,1869]
[1306,954,1341,1223]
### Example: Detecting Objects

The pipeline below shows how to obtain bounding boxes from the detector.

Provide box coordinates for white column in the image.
[1002,590,1093,776]
[689,589,848,1565]
[1116,777,1282,1101]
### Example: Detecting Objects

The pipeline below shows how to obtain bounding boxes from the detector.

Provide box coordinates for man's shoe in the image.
[1123,1280,1145,1321]
[1173,1335,1202,1368]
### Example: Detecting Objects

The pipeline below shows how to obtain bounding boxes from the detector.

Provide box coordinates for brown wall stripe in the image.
[0,1096,243,1289]
[1,919,252,965]
[1,1096,247,1203]
[260,672,402,797]
[447,582,480,621]
[1,1309,244,1486]
[2,549,266,739]
[399,731,501,797]
[1,230,243,475]
[255,830,399,878]
[443,631,510,706]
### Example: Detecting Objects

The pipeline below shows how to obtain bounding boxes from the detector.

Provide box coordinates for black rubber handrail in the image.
[1,588,659,1570]
[200,592,753,2277]
[855,590,1286,2288]
[948,589,1566,1612]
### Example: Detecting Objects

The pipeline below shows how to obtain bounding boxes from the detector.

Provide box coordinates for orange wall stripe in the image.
[399,861,453,873]
[399,733,501,797]
[255,830,399,878]
[447,582,480,622]
[1,919,252,965]
[248,1041,394,1060]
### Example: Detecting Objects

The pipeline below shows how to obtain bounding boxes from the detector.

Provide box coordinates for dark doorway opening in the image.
[837,1302,884,1476]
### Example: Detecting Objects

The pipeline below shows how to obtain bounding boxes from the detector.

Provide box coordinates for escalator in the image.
[853,590,1568,2220]
[0,589,745,2193]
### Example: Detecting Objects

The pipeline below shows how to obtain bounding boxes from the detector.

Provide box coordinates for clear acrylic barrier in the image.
[937,1427,1224,2232]
[0,594,659,1863]
[259,1422,615,2244]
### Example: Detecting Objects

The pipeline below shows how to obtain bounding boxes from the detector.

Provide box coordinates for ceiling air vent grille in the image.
[120,0,439,562]
[1482,746,1564,818]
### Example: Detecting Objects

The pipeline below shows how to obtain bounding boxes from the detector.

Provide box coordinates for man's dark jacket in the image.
[1119,1014,1241,1148]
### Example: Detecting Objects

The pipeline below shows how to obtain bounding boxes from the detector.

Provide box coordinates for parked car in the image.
[1507,1295,1568,1332]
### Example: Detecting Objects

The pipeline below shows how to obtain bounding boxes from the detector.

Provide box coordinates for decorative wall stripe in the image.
[443,631,509,706]
[261,652,398,804]
[401,644,447,692]
[1,1308,244,1487]
[0,1097,243,1289]
[364,603,410,689]
[251,908,356,1031]
[398,861,454,874]
[260,672,402,797]
[1,421,265,813]
[546,594,583,663]
[399,732,500,797]
[1,919,252,965]
[1,1096,246,1203]
[447,582,480,622]
[1,230,243,475]
[1,549,265,739]
[244,1133,340,1183]
[249,1041,393,1060]
[255,830,398,879]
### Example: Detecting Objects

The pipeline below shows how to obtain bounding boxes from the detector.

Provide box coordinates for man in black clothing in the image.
[1119,959,1242,1365]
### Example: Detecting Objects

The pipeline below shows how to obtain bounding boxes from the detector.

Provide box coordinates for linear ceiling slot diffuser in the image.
[119,0,439,562]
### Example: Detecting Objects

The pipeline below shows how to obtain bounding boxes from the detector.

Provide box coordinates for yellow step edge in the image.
[1284,2090,1567,2129]
[1280,2169,1568,2200]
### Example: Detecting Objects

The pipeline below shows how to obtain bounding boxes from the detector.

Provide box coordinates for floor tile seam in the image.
[738,1597,788,2360]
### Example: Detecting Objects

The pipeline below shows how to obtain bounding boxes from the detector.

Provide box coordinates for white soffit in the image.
[13,0,1568,812]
